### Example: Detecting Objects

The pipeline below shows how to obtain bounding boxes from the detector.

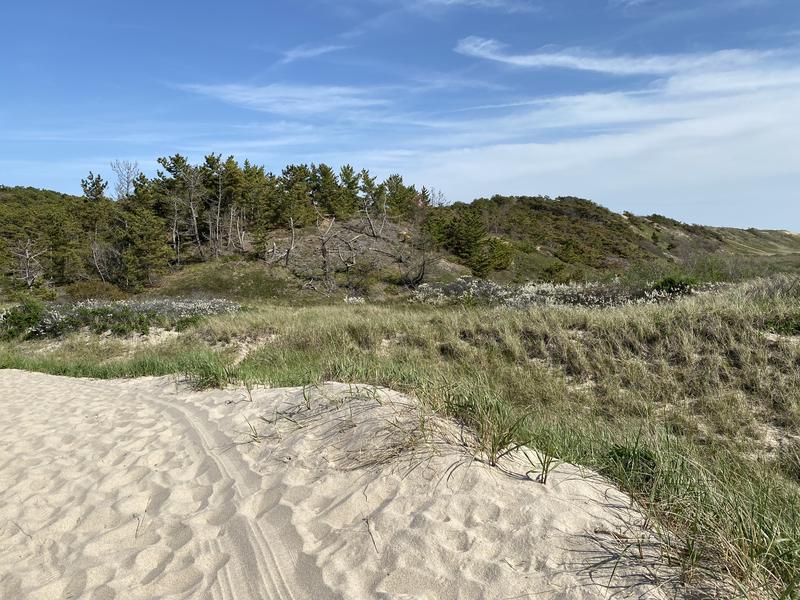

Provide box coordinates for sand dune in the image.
[0,370,683,599]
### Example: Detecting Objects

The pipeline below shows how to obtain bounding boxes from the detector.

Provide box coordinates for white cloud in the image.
[455,36,774,75]
[179,83,388,116]
[280,44,349,64]
[607,0,654,9]
[414,0,539,13]
[299,46,799,227]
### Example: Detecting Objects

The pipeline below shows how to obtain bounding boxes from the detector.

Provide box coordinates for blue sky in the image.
[1,0,799,228]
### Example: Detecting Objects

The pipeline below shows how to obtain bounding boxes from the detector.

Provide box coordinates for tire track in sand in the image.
[149,387,334,600]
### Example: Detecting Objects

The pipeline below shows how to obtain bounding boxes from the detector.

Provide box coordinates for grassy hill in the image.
[463,195,800,283]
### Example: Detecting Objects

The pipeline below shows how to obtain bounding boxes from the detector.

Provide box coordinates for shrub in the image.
[64,281,128,301]
[652,275,697,295]
[8,287,57,302]
[0,297,45,339]
[1,298,240,339]
[411,276,713,308]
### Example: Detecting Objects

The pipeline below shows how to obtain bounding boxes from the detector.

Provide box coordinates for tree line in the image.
[0,155,513,294]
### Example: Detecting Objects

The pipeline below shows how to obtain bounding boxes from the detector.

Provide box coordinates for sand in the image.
[0,370,683,599]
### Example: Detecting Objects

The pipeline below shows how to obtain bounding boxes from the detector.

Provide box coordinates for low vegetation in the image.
[1,276,798,597]
[0,298,239,339]
[411,274,710,307]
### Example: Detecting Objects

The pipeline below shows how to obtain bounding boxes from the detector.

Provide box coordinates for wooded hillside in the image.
[2,155,798,298]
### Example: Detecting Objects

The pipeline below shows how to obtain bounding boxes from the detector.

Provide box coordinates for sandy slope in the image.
[0,370,681,599]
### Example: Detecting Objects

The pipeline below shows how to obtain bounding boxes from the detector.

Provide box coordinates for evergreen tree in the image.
[338,165,360,219]
[80,172,108,203]
[118,187,171,290]
[384,174,418,220]
[359,169,387,237]
[447,207,487,263]
[276,164,314,226]
[312,164,349,219]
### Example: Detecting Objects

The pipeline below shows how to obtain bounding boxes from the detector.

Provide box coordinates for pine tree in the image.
[80,172,108,202]
[384,174,418,220]
[338,165,360,219]
[312,164,349,219]
[276,165,315,226]
[118,202,171,290]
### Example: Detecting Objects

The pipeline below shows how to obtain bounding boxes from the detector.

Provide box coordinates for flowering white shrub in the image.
[4,298,241,339]
[72,298,241,319]
[411,277,721,309]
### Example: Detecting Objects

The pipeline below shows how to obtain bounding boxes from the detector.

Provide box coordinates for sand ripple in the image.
[0,371,682,599]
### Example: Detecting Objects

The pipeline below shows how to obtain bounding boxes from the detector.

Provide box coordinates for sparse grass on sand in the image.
[2,277,799,598]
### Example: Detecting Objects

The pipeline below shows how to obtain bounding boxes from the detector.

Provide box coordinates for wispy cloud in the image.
[607,0,654,10]
[455,36,774,75]
[610,0,772,12]
[280,43,350,64]
[414,0,539,13]
[390,48,800,225]
[179,83,388,116]
[333,0,539,36]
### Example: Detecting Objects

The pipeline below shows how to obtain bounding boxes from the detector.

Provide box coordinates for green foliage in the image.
[80,172,108,202]
[384,173,423,220]
[119,203,171,291]
[8,286,57,302]
[155,261,287,300]
[428,206,516,276]
[312,164,351,219]
[476,236,515,274]
[80,306,163,336]
[777,441,800,484]
[337,165,361,219]
[64,281,128,301]
[765,314,800,336]
[652,275,698,295]
[0,297,45,339]
[603,441,659,495]
[1,298,239,339]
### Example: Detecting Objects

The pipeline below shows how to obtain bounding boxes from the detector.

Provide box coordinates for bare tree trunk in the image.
[336,234,363,272]
[213,175,223,259]
[110,160,140,200]
[170,196,182,265]
[265,219,297,268]
[362,197,387,239]
[182,168,205,259]
[11,238,47,288]
[91,241,108,282]
[317,217,336,291]
[227,207,235,251]
[188,199,202,253]
[236,213,246,251]
[284,218,295,268]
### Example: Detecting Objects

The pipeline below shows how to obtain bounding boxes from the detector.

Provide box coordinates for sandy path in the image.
[0,370,683,599]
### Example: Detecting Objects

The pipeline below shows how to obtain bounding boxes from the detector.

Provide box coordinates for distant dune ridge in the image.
[0,370,691,599]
